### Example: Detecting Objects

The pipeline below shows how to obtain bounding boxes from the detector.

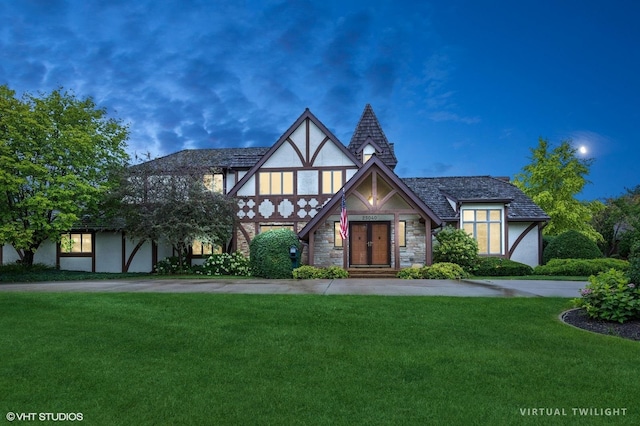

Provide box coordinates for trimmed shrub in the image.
[422,262,469,279]
[433,226,479,271]
[198,251,250,276]
[397,267,423,279]
[542,235,556,253]
[293,265,325,279]
[572,269,640,323]
[323,266,349,279]
[534,258,629,277]
[473,257,533,276]
[542,230,603,264]
[293,265,349,279]
[249,229,301,279]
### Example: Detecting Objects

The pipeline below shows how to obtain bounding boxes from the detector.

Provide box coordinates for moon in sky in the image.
[579,145,588,155]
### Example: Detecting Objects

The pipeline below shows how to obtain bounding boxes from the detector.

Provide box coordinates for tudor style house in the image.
[1,105,549,273]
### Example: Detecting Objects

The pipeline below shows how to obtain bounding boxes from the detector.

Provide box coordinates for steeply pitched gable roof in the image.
[347,104,398,169]
[402,176,550,222]
[298,156,442,240]
[228,108,360,196]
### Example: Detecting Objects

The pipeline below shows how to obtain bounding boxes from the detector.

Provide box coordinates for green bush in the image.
[155,256,192,274]
[198,251,250,276]
[249,229,301,279]
[293,265,325,279]
[293,265,349,279]
[323,266,349,279]
[397,263,469,280]
[534,258,629,277]
[618,231,640,258]
[573,269,640,323]
[397,267,423,279]
[423,262,469,279]
[542,235,556,253]
[473,257,533,276]
[543,230,603,264]
[433,226,479,271]
[628,241,640,284]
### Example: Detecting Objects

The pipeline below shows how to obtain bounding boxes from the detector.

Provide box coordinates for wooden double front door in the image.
[349,222,390,266]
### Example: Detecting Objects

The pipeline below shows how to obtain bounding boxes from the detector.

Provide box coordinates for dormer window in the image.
[362,144,376,163]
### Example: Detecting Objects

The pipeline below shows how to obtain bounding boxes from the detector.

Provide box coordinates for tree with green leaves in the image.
[592,185,640,257]
[514,138,603,242]
[0,85,129,265]
[110,164,237,270]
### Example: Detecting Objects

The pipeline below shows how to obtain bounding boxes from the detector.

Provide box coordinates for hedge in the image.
[534,258,629,277]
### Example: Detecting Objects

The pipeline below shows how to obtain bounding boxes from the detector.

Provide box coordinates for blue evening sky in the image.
[1,0,638,200]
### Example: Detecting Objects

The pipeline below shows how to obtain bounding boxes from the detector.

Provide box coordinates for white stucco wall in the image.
[262,141,303,168]
[313,142,355,167]
[125,238,154,273]
[297,170,318,195]
[237,175,256,196]
[225,172,236,193]
[1,241,57,266]
[95,232,122,273]
[308,121,326,156]
[59,257,92,272]
[508,222,540,267]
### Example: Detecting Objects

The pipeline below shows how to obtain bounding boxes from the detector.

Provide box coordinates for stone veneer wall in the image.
[313,217,344,267]
[398,215,426,268]
[235,225,254,257]
[311,215,427,268]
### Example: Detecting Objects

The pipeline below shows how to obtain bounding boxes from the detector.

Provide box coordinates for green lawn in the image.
[1,294,637,425]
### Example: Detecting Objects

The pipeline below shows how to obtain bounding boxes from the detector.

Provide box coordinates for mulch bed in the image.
[561,308,640,341]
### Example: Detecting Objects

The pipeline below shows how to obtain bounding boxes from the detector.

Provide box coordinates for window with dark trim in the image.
[60,233,93,255]
[334,221,343,247]
[203,173,224,193]
[398,221,406,247]
[259,171,294,195]
[191,240,221,257]
[322,170,342,194]
[461,209,503,255]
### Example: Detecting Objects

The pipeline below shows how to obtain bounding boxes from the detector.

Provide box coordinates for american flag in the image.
[339,189,349,240]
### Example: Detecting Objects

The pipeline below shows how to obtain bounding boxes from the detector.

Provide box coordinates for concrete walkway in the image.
[0,278,587,297]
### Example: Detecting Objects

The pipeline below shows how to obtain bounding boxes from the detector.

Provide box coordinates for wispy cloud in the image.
[428,111,481,125]
[418,49,480,125]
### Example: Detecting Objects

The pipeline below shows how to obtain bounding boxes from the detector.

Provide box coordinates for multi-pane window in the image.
[259,172,294,195]
[462,209,502,255]
[60,233,93,254]
[203,173,224,193]
[322,171,343,194]
[191,240,222,257]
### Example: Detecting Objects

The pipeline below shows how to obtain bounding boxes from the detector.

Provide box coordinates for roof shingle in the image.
[348,104,398,169]
[402,176,549,221]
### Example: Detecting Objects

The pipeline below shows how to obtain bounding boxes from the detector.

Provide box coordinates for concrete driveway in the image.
[0,278,587,297]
